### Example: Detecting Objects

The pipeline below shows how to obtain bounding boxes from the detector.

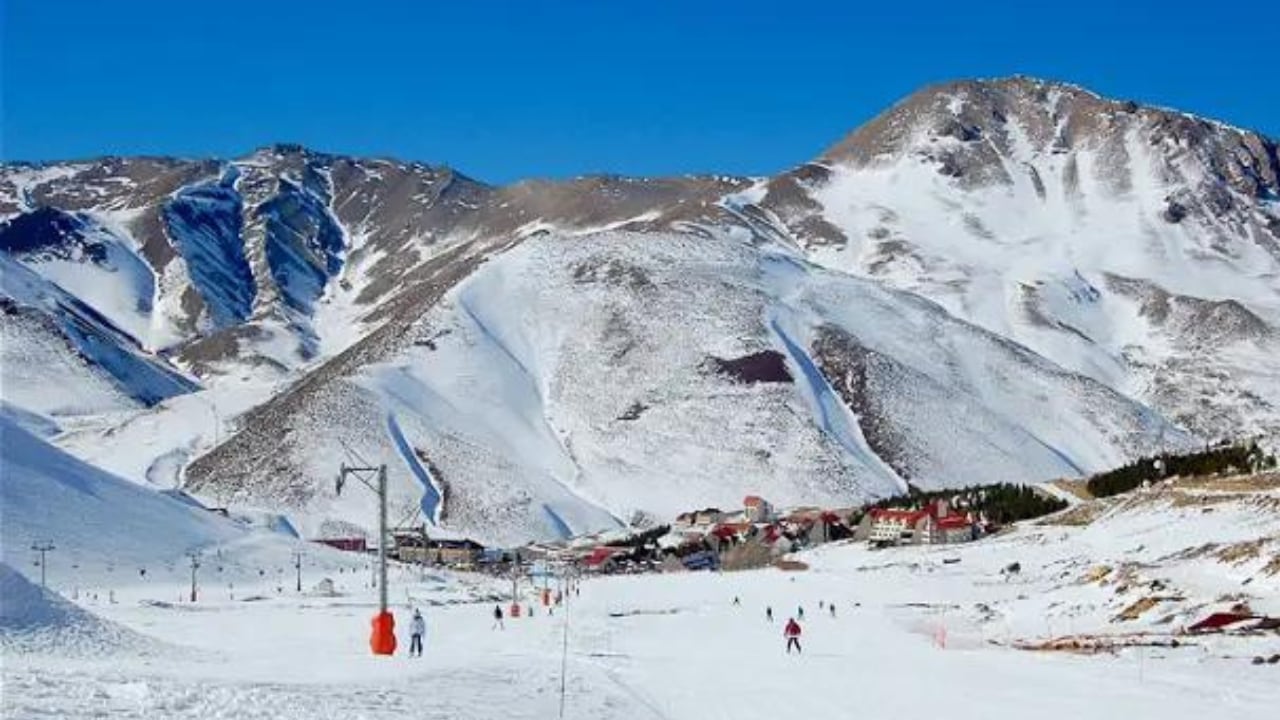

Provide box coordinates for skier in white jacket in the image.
[409,609,426,657]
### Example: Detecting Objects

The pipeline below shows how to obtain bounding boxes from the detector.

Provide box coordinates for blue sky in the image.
[3,0,1275,184]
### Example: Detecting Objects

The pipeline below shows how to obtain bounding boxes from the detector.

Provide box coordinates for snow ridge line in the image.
[385,412,444,526]
[767,313,908,495]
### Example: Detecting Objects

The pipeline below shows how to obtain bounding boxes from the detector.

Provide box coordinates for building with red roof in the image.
[866,508,931,544]
[711,521,753,543]
[582,546,623,573]
[313,537,368,553]
[743,495,775,522]
[1187,611,1258,633]
[931,514,978,544]
[862,498,980,546]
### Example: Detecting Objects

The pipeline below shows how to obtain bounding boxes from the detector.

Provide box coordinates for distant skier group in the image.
[398,579,585,658]
[758,599,839,654]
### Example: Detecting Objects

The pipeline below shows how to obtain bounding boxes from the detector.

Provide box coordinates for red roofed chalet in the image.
[864,499,978,545]
[711,522,752,542]
[743,495,774,522]
[866,508,930,544]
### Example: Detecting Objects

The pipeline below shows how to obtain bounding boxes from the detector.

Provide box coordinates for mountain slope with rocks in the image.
[746,76,1280,441]
[2,77,1275,543]
[183,228,1191,542]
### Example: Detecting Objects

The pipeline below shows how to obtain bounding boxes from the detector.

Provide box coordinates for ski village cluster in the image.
[312,486,1065,579]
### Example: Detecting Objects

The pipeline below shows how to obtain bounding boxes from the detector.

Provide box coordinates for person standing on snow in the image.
[409,609,426,657]
[829,602,836,619]
[766,606,773,622]
[492,604,505,630]
[797,605,805,620]
[784,617,803,654]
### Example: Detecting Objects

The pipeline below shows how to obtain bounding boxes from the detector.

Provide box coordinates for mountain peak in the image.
[906,75,1101,101]
[817,76,1279,202]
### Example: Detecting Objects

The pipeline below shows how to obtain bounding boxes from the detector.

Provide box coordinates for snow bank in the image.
[0,563,155,655]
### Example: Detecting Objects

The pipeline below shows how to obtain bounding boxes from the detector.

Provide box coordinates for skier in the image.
[492,604,505,630]
[784,617,803,654]
[766,606,773,622]
[409,609,426,657]
[797,605,805,620]
[819,600,825,610]
[829,602,836,619]
[733,596,741,606]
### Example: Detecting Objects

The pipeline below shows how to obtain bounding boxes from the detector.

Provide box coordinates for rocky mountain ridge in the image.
[2,76,1276,543]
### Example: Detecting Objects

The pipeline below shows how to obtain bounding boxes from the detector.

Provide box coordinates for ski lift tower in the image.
[336,463,396,656]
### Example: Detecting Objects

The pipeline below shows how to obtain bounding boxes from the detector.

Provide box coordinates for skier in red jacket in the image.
[784,617,802,654]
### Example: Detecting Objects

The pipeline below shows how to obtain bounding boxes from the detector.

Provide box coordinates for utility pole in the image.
[186,551,201,602]
[31,542,55,588]
[293,550,305,593]
[337,463,395,655]
[377,466,387,613]
[418,524,429,580]
[558,564,571,719]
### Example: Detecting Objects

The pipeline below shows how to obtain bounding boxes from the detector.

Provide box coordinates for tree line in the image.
[1085,439,1277,498]
[860,482,1068,526]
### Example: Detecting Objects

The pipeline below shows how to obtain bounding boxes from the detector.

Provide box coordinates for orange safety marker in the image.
[371,610,397,655]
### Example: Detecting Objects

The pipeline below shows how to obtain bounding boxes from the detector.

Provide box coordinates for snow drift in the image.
[0,562,155,655]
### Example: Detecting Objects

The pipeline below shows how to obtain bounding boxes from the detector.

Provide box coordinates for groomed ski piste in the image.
[4,529,1278,719]
[4,414,1278,720]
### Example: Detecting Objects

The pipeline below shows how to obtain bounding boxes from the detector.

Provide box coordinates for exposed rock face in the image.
[707,351,793,384]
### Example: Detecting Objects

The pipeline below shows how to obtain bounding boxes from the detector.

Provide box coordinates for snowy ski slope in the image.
[4,477,1278,720]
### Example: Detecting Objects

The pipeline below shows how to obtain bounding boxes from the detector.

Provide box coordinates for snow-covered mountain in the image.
[748,77,1280,439]
[180,228,1189,543]
[2,77,1276,544]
